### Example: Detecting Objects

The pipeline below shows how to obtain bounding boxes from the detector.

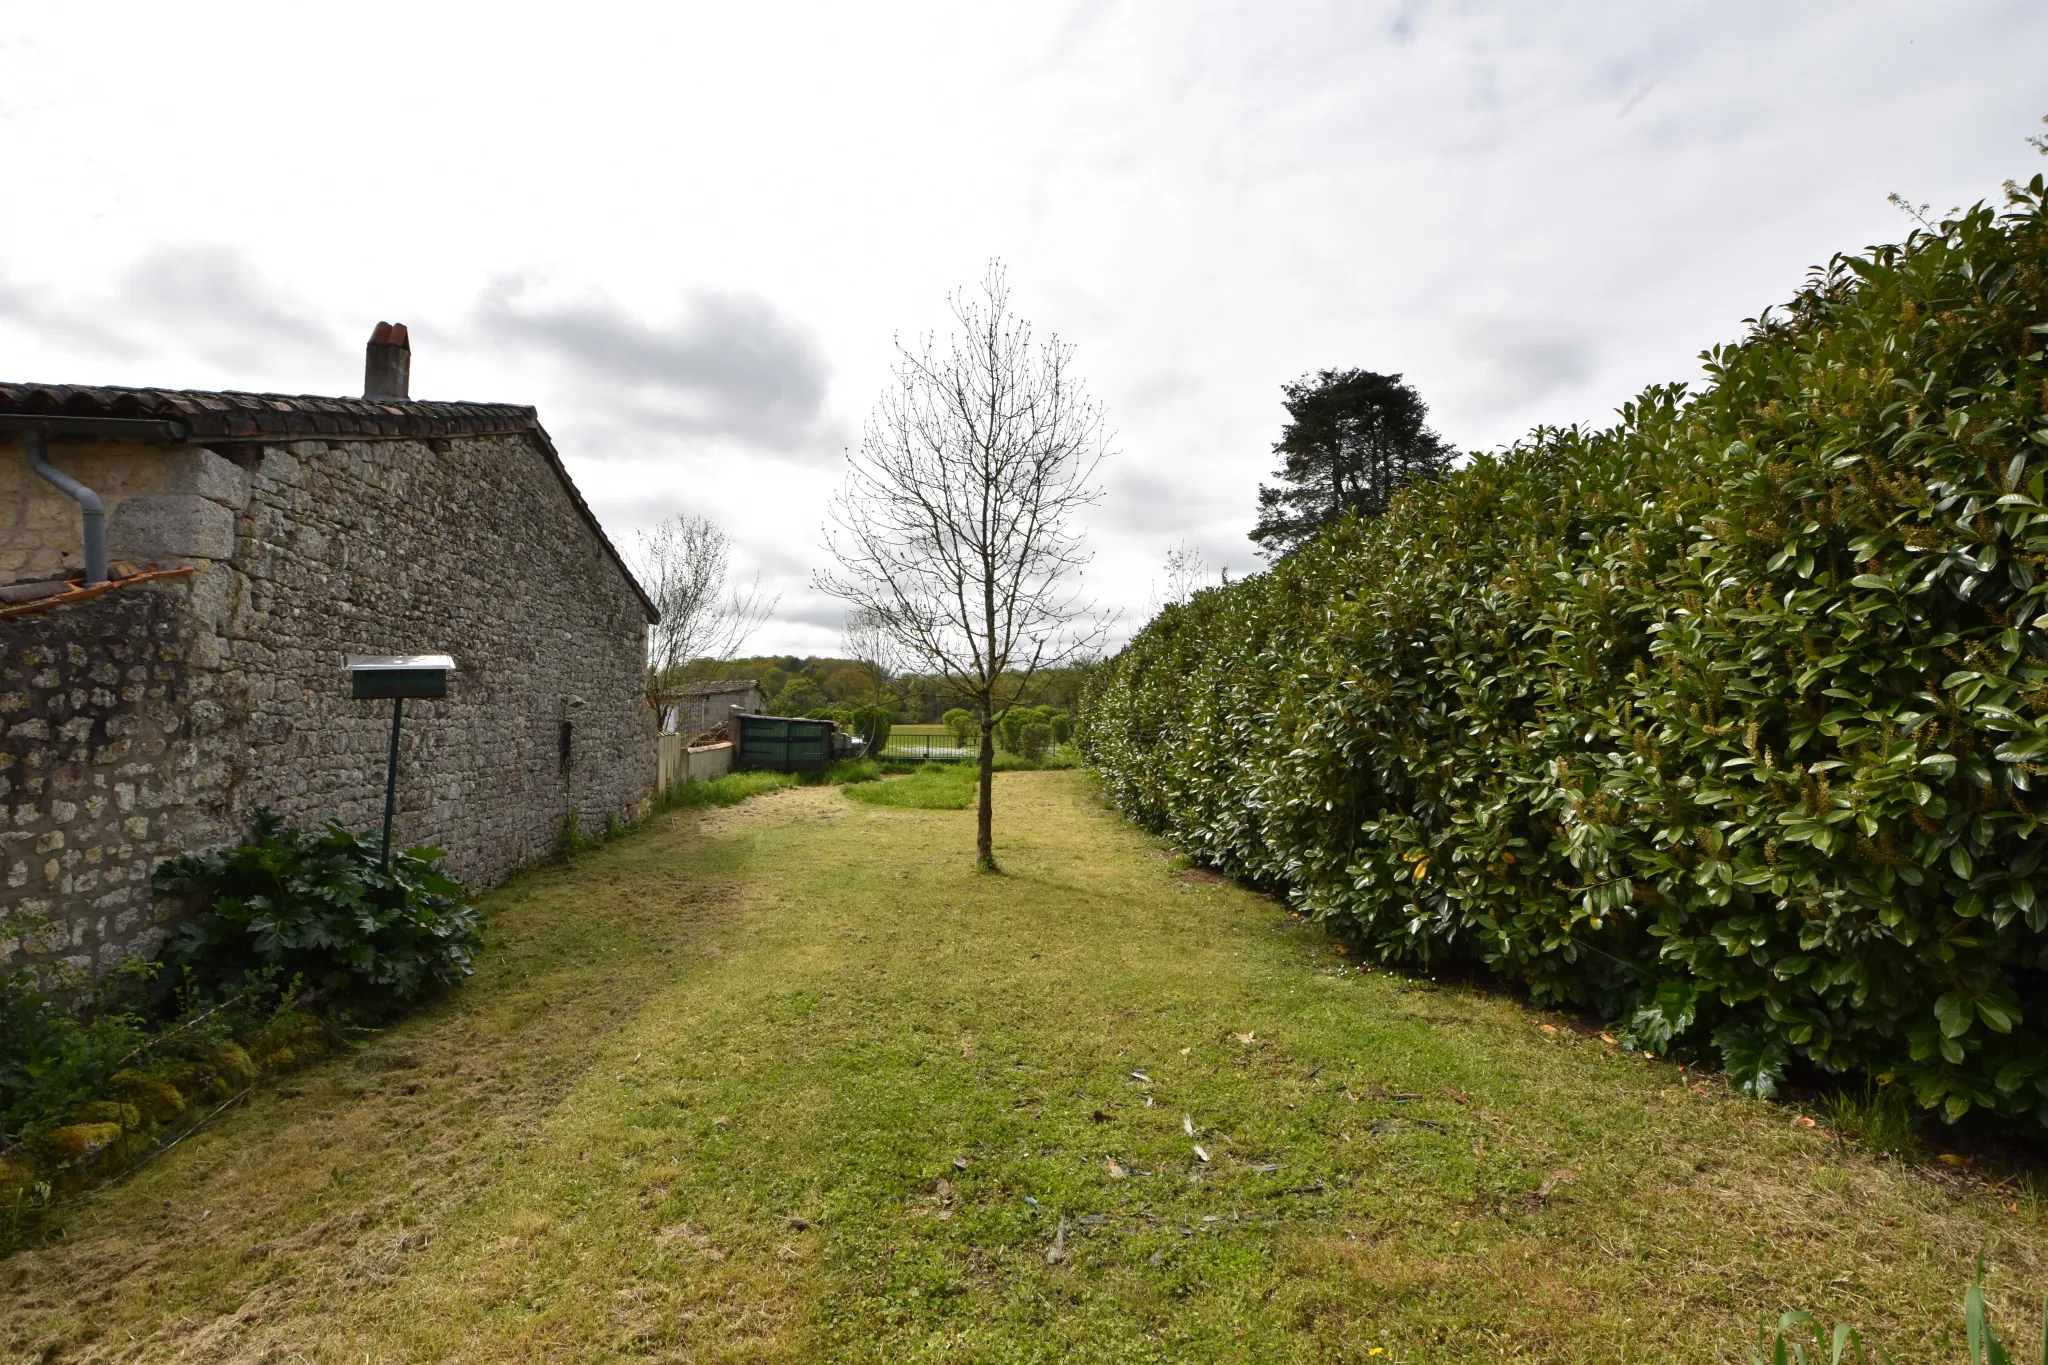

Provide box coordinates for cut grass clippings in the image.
[2,772,2043,1363]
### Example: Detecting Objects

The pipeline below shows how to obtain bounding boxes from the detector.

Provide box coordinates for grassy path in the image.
[4,772,2043,1362]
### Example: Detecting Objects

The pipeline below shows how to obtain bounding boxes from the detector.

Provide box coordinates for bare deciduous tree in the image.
[1147,540,1215,614]
[841,607,898,740]
[637,513,778,730]
[818,263,1111,870]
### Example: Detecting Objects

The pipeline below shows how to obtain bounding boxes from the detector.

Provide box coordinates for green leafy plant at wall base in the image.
[153,810,482,1013]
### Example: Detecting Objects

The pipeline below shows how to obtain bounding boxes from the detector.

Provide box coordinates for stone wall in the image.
[0,581,202,982]
[1,431,654,988]
[0,439,178,580]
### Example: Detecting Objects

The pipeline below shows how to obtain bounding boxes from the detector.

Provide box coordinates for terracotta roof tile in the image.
[0,382,537,442]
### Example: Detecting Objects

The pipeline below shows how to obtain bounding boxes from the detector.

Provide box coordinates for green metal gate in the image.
[734,714,835,774]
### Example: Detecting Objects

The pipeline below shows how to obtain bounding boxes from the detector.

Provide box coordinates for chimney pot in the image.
[364,321,411,400]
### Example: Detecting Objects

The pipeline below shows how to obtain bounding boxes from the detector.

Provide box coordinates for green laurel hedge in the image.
[1080,177,2048,1125]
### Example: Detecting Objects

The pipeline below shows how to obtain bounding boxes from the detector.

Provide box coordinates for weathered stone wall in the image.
[194,434,654,879]
[0,581,203,984]
[1,432,654,987]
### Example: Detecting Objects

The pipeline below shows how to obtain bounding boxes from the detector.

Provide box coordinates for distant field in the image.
[889,723,953,736]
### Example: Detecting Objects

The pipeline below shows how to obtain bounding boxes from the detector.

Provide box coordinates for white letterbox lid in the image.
[345,654,457,672]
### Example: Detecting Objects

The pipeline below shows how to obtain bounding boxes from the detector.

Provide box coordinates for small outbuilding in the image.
[659,678,763,739]
[1,325,659,988]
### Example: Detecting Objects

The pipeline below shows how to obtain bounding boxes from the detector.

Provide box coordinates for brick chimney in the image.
[364,321,411,400]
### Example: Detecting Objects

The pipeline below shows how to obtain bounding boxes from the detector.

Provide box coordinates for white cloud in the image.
[473,277,836,455]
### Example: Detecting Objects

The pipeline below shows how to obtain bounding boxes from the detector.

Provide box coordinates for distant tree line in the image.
[671,652,1096,726]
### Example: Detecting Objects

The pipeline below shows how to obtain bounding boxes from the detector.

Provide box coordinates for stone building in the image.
[1,325,658,988]
[660,678,762,738]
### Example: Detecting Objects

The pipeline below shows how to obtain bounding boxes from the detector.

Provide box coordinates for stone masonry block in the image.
[109,495,235,563]
[157,448,250,509]
[188,562,236,632]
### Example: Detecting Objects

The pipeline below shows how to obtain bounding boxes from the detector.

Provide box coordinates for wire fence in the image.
[875,734,976,762]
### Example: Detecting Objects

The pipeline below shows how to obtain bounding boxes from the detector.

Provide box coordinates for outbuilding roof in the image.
[664,679,762,697]
[0,382,658,623]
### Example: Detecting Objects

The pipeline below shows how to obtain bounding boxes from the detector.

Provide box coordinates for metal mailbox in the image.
[346,654,455,866]
[347,654,455,700]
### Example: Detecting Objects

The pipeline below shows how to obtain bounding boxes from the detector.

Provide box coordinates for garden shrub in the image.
[998,706,1066,756]
[943,708,977,746]
[996,706,1032,755]
[1020,721,1054,762]
[153,809,482,1015]
[848,705,893,754]
[1081,177,2048,1125]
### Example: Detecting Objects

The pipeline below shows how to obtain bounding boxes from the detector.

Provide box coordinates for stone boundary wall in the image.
[2,432,654,988]
[1,581,202,982]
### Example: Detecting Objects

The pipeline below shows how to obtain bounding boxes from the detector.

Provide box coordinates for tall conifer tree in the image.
[1249,369,1453,559]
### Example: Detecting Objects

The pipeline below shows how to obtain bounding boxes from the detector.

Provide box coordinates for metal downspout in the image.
[23,430,107,586]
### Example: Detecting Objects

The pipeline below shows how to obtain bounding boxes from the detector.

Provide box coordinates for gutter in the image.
[1,414,189,586]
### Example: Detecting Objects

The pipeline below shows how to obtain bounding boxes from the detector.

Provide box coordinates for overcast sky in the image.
[2,3,2044,654]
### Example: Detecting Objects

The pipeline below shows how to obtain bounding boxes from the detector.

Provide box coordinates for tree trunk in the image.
[977,713,997,871]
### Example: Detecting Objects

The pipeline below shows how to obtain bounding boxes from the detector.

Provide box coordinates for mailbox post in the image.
[346,655,454,868]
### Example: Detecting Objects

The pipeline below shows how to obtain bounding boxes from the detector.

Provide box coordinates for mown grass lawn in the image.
[3,772,2043,1363]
